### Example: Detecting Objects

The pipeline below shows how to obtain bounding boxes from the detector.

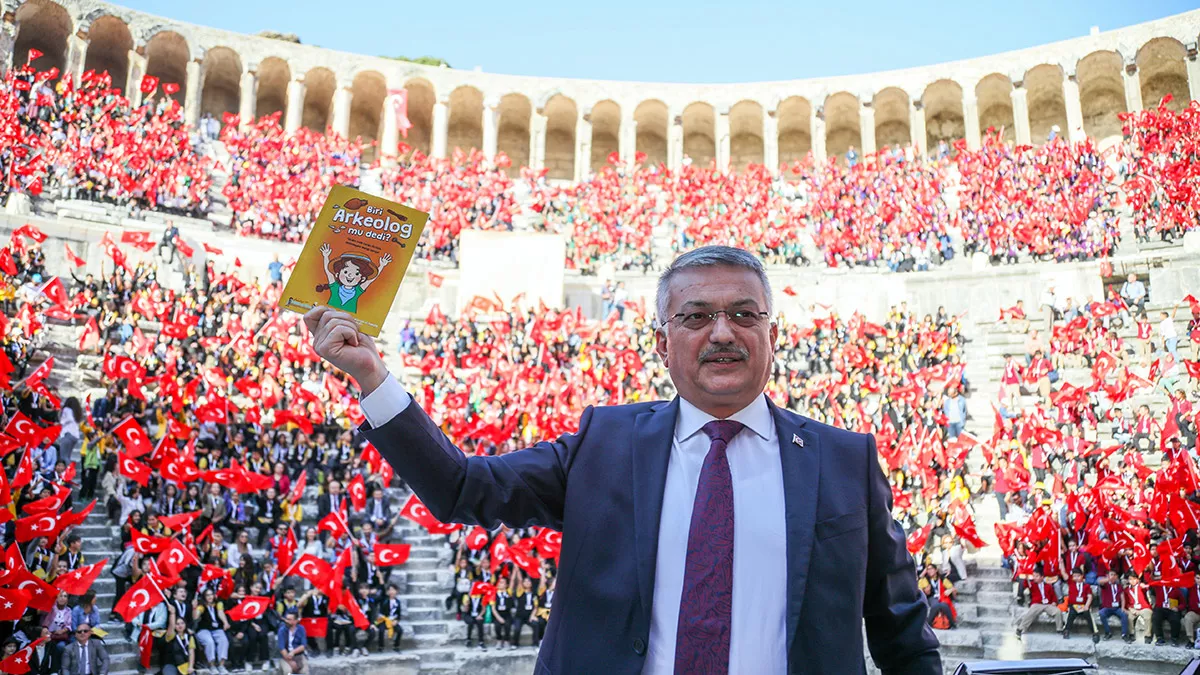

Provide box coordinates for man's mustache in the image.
[699,345,750,362]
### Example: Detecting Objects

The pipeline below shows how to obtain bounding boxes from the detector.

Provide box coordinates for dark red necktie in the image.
[675,419,744,673]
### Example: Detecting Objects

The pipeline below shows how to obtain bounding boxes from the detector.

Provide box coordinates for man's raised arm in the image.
[305,307,574,530]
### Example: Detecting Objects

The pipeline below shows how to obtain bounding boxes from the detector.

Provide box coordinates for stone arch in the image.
[301,66,335,132]
[14,0,72,79]
[497,92,531,174]
[1024,64,1068,145]
[682,101,715,167]
[922,79,964,148]
[824,91,861,162]
[255,56,289,121]
[543,94,577,180]
[872,87,910,150]
[349,70,386,159]
[777,96,812,165]
[1076,50,1126,141]
[1137,37,1188,112]
[144,30,189,104]
[447,84,483,154]
[83,14,131,93]
[402,77,435,155]
[975,73,1015,144]
[634,99,668,167]
[589,99,620,172]
[200,46,241,123]
[729,99,763,171]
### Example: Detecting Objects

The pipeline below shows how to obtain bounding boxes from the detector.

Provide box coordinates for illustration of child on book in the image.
[316,243,392,314]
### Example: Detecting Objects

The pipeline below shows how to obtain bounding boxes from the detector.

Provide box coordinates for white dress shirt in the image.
[359,376,789,673]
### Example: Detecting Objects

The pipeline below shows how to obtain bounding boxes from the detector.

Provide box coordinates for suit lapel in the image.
[632,398,679,623]
[769,400,821,651]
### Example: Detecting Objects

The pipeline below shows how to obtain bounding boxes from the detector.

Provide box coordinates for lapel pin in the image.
[792,434,804,448]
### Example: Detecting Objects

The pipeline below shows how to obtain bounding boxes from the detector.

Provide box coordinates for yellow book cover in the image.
[279,185,428,336]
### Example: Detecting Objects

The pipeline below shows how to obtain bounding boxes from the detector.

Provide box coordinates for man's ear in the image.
[654,327,669,368]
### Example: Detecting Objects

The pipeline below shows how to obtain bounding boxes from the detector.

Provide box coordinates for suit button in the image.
[633,638,646,655]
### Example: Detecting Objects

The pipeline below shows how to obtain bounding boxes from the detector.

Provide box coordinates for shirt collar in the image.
[676,393,774,444]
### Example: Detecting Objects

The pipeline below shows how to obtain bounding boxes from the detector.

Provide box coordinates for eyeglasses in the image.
[666,310,770,330]
[75,629,90,634]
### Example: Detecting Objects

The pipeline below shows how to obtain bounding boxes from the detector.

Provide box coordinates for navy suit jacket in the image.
[362,395,941,674]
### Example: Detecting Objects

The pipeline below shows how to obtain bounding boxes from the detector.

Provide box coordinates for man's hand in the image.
[304,307,388,395]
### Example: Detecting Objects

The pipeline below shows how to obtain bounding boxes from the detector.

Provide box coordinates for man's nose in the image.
[708,313,737,342]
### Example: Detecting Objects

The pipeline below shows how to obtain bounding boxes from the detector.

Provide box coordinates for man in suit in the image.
[305,245,941,674]
[59,624,108,675]
[316,480,346,522]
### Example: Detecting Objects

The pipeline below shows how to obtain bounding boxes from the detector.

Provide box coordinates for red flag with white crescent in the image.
[226,595,272,621]
[373,543,411,567]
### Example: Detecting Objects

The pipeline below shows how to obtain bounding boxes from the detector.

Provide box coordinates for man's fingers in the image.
[303,307,330,334]
[324,324,360,352]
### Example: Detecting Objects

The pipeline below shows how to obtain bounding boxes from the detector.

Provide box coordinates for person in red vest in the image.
[1015,569,1063,637]
[1097,570,1132,642]
[1062,569,1098,642]
[1150,583,1185,646]
[1181,578,1200,648]
[1124,573,1154,643]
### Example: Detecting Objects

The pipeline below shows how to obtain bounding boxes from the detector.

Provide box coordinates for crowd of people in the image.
[3,61,1198,275]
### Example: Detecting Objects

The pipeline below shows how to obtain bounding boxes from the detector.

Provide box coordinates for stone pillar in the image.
[667,114,684,171]
[575,109,592,181]
[183,60,202,127]
[380,92,400,160]
[126,50,146,106]
[909,100,927,157]
[715,107,731,172]
[331,86,351,138]
[67,33,86,83]
[238,69,257,129]
[0,19,15,77]
[859,101,876,155]
[811,106,827,162]
[284,78,305,133]
[431,98,449,159]
[962,91,981,150]
[529,109,547,170]
[1187,44,1200,104]
[617,110,635,162]
[763,107,779,174]
[481,96,499,160]
[1062,72,1085,143]
[1010,82,1031,146]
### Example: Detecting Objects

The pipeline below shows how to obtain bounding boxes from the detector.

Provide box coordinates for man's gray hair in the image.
[655,246,773,327]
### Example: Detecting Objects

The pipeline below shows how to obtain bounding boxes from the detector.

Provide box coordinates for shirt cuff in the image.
[359,374,412,428]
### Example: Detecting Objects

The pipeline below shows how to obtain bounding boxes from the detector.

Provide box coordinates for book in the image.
[279,185,429,336]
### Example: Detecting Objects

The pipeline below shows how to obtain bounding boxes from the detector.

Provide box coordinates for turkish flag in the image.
[490,534,512,573]
[140,74,159,94]
[299,617,327,639]
[162,454,201,485]
[200,564,230,585]
[5,412,46,449]
[317,512,349,540]
[10,449,33,489]
[341,589,370,629]
[1184,360,1200,379]
[8,568,56,611]
[0,588,31,621]
[465,526,490,552]
[114,575,165,621]
[906,522,932,555]
[163,82,180,96]
[532,528,562,559]
[470,581,496,605]
[12,224,45,244]
[347,474,367,512]
[21,484,71,513]
[121,231,153,248]
[427,271,444,288]
[174,237,195,259]
[53,558,107,595]
[398,494,462,535]
[373,543,411,567]
[0,637,45,675]
[158,538,200,576]
[233,377,262,399]
[510,547,541,578]
[130,526,170,554]
[202,243,223,255]
[117,452,152,486]
[287,470,307,506]
[113,416,153,457]
[25,48,43,62]
[226,595,272,621]
[77,317,99,352]
[103,353,145,383]
[291,554,334,591]
[14,510,59,542]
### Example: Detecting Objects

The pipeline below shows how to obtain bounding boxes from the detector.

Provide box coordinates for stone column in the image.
[859,101,876,155]
[763,107,779,174]
[1062,72,1085,143]
[238,69,257,129]
[380,92,400,160]
[1010,82,1031,146]
[125,50,146,106]
[431,98,449,159]
[575,108,592,182]
[909,100,927,157]
[183,60,203,127]
[67,33,86,83]
[962,90,981,150]
[715,107,731,172]
[1187,44,1200,104]
[811,106,827,162]
[331,86,351,138]
[1121,61,1143,113]
[284,78,305,133]
[619,109,636,162]
[0,19,15,77]
[529,109,547,170]
[667,114,684,171]
[481,96,499,160]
